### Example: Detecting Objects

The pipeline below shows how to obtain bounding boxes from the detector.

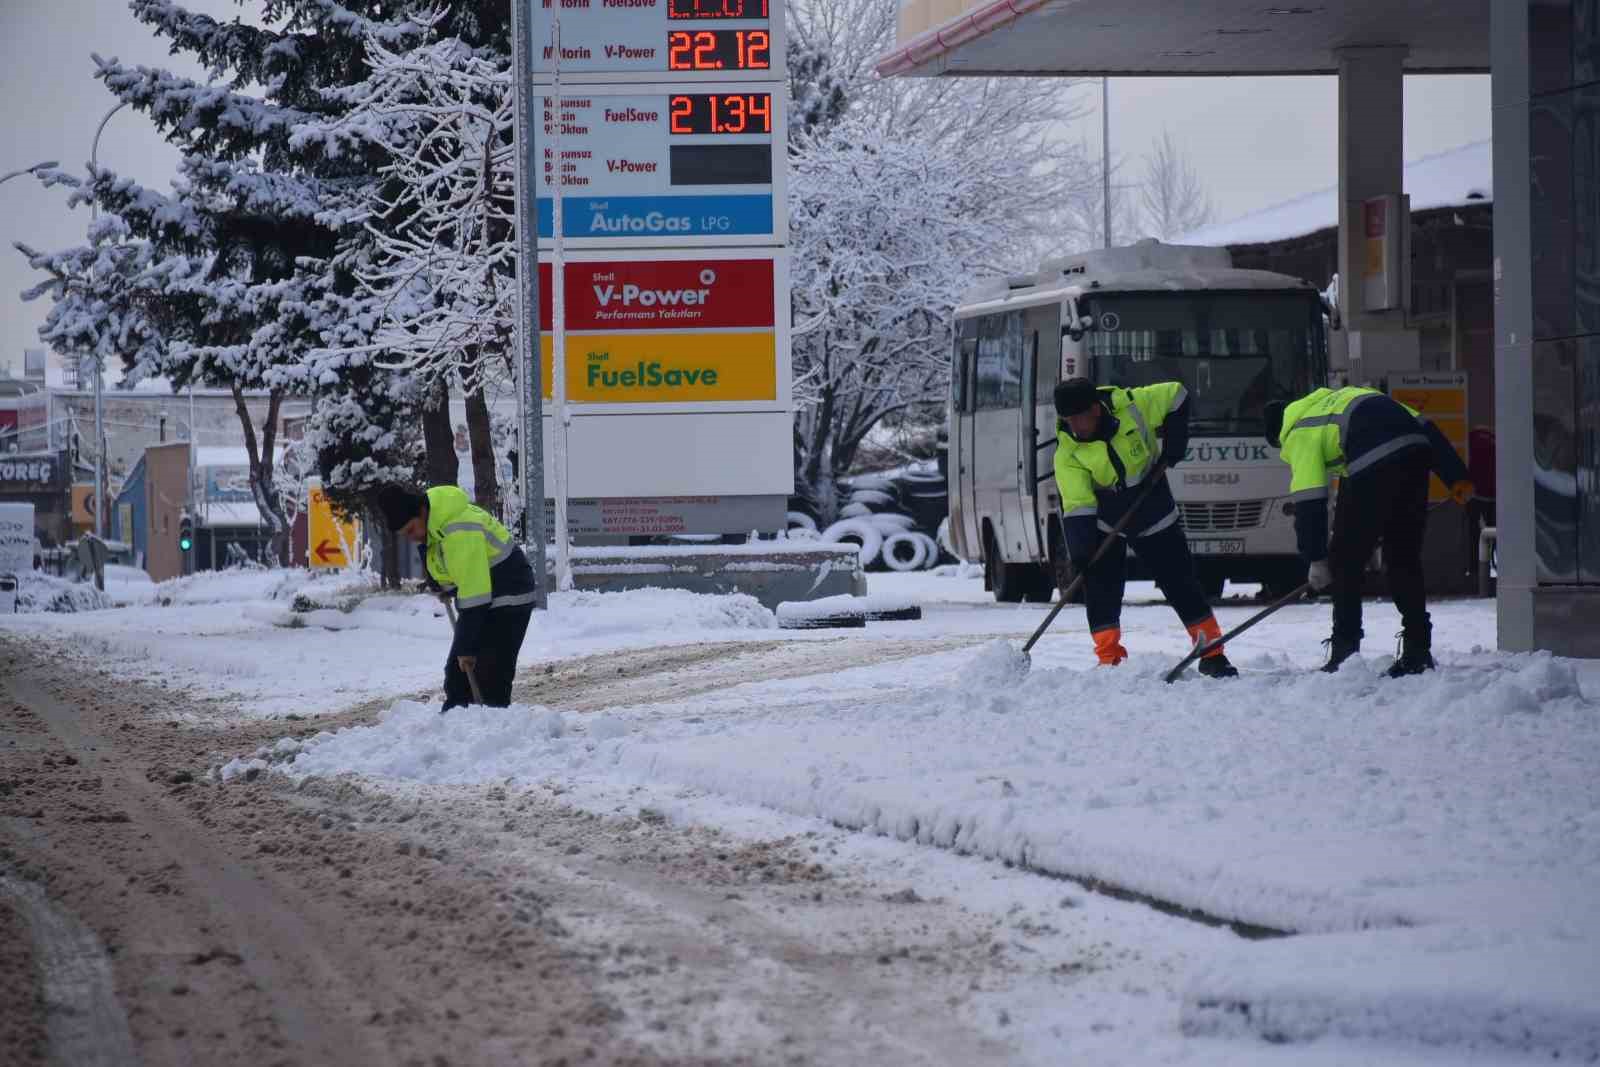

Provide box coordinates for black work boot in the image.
[1197,653,1239,679]
[1320,635,1360,673]
[1386,626,1435,678]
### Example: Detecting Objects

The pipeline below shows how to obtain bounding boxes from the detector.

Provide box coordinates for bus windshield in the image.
[1082,291,1327,436]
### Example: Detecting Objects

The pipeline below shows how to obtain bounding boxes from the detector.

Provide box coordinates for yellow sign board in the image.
[1392,372,1468,503]
[539,332,776,403]
[307,478,359,568]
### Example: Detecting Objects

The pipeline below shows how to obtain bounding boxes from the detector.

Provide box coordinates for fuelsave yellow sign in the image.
[541,332,775,402]
[539,258,777,403]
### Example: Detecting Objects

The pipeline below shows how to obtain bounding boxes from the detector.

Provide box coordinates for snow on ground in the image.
[278,573,1597,1063]
[0,568,779,718]
[5,565,1598,1062]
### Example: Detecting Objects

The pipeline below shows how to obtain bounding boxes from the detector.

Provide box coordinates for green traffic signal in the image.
[179,535,193,551]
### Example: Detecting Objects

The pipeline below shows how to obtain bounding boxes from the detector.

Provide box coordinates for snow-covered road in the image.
[5,567,1597,1064]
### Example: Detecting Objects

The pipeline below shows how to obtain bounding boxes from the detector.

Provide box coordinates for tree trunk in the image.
[462,353,500,518]
[380,510,399,589]
[421,376,458,488]
[233,384,291,566]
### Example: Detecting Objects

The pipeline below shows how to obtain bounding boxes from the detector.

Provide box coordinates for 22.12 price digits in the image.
[669,94,772,135]
[667,29,770,71]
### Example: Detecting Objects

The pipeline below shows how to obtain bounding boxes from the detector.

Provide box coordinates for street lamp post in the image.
[0,161,60,187]
[88,101,128,544]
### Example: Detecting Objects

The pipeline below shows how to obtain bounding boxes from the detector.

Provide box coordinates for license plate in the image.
[1188,539,1245,555]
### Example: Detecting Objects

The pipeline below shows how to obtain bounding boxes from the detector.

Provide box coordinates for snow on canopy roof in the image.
[1181,139,1493,249]
[199,502,263,528]
[959,238,1312,310]
[193,446,282,469]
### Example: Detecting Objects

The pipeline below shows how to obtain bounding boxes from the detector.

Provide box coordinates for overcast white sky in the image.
[0,1,1491,379]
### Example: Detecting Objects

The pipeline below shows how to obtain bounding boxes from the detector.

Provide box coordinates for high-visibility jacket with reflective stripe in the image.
[425,486,535,654]
[1054,382,1186,547]
[1276,386,1470,561]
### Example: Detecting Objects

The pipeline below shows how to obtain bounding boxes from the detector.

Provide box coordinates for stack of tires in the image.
[787,466,956,573]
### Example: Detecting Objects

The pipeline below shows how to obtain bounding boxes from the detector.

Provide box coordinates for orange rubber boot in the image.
[1093,627,1128,666]
[1186,617,1226,658]
[1187,617,1240,678]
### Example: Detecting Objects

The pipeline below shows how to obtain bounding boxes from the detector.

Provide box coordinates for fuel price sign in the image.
[530,0,782,82]
[537,84,783,245]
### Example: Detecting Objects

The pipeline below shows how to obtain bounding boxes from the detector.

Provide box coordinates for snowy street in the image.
[3,569,1596,1065]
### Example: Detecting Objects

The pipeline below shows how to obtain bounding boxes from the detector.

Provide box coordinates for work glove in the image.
[1450,480,1475,506]
[1307,559,1334,592]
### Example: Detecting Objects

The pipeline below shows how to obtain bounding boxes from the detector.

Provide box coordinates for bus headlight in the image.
[1282,501,1297,517]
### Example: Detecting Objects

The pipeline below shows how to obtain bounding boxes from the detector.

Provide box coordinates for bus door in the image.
[951,320,979,558]
[973,312,1028,559]
[1018,303,1063,563]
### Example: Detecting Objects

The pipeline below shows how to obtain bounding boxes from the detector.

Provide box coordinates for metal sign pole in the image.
[510,0,548,608]
[551,13,573,592]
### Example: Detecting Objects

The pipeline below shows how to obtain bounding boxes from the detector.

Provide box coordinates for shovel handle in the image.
[1021,463,1169,656]
[1162,581,1314,683]
[441,598,487,705]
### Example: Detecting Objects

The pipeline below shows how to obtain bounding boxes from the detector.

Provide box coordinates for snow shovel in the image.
[442,598,486,705]
[1017,463,1169,668]
[1162,581,1313,684]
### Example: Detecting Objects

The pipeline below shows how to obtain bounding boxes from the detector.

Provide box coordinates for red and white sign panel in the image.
[538,258,776,330]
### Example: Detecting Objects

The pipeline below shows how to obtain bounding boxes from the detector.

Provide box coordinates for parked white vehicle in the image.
[947,239,1330,602]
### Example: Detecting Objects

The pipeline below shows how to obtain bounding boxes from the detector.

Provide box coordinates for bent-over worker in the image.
[378,484,537,711]
[1053,377,1238,678]
[1263,386,1472,676]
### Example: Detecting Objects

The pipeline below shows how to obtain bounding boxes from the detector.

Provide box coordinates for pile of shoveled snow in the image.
[258,642,1600,1061]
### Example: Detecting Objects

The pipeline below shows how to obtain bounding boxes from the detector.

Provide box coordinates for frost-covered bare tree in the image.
[299,23,515,516]
[1139,128,1214,240]
[786,0,1096,517]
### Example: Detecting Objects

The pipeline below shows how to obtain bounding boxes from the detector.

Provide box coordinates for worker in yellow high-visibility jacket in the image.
[379,484,537,711]
[1054,377,1236,677]
[1264,387,1472,676]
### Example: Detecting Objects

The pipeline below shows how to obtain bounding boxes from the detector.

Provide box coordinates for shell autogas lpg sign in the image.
[537,253,782,404]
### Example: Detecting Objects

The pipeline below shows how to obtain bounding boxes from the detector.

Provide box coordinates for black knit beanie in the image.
[376,485,426,531]
[1054,377,1102,418]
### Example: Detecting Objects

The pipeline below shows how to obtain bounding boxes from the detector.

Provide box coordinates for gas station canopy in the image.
[878,0,1489,78]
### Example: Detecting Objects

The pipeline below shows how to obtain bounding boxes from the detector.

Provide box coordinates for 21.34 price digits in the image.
[669,93,772,135]
[666,29,770,70]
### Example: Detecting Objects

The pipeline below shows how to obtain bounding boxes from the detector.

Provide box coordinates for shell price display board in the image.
[529,0,792,530]
[537,83,782,245]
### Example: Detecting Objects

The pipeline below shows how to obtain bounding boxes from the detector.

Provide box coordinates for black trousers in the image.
[1328,447,1430,643]
[1085,520,1214,633]
[443,604,534,711]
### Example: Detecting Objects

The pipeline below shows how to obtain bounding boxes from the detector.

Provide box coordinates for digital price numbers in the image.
[667,29,770,71]
[667,0,770,18]
[668,93,772,135]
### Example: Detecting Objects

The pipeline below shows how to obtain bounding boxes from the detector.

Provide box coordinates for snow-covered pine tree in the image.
[15,214,172,393]
[51,0,445,564]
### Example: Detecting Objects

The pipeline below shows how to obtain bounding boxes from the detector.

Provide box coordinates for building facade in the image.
[1494,1,1600,654]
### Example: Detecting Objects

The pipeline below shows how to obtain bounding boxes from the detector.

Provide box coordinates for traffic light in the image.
[178,512,194,553]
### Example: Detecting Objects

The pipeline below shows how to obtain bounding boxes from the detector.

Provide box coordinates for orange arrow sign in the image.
[313,539,342,563]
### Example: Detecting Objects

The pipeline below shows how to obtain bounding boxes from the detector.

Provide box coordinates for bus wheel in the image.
[985,528,1025,603]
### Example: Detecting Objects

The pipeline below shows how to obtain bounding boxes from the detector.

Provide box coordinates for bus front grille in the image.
[1178,500,1267,532]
